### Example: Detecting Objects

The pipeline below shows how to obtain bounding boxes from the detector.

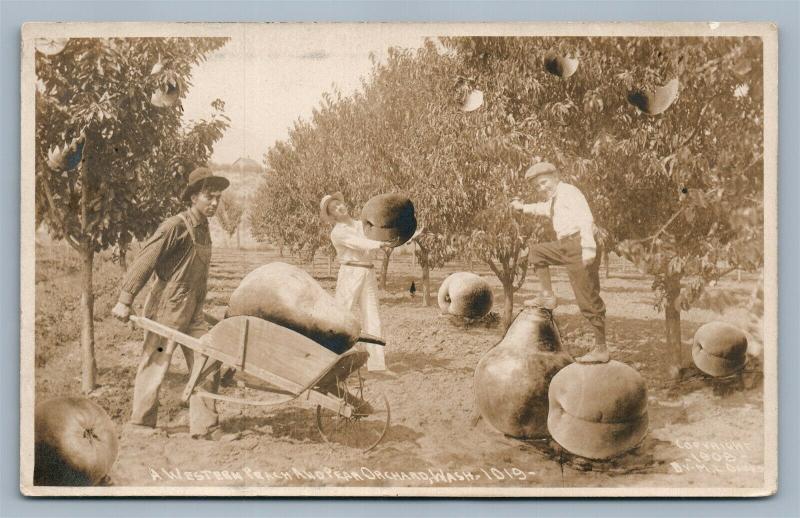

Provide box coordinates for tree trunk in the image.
[80,246,97,393]
[664,275,683,378]
[501,280,515,331]
[417,245,432,306]
[328,255,333,277]
[279,242,284,257]
[604,251,610,279]
[422,262,431,307]
[77,137,97,393]
[236,226,241,249]
[411,242,417,270]
[379,247,393,291]
[469,256,474,272]
[118,246,127,272]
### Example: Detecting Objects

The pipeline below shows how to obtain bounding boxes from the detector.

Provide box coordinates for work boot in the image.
[576,344,611,364]
[524,292,558,310]
[123,422,161,438]
[191,426,240,442]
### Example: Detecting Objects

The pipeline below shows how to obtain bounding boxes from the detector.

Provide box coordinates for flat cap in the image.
[525,161,558,180]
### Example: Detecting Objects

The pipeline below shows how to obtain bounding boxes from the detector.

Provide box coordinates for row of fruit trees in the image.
[35,36,764,394]
[250,37,765,377]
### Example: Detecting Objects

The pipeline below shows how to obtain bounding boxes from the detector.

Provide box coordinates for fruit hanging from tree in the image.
[627,78,680,115]
[543,52,580,78]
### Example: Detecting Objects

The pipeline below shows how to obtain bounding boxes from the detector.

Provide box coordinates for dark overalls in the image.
[119,209,220,435]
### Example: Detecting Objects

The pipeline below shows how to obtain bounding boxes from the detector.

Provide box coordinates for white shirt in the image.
[330,220,383,263]
[522,181,597,261]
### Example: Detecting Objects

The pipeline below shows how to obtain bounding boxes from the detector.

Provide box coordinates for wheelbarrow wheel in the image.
[315,370,390,452]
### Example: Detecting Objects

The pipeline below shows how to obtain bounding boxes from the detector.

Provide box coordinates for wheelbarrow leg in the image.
[182,353,209,403]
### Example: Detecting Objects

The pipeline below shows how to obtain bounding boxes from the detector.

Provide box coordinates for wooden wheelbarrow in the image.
[129,313,391,452]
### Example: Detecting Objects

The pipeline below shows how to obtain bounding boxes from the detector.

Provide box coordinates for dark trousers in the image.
[529,235,606,344]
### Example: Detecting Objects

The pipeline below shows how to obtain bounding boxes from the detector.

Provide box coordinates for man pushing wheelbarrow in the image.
[112,167,230,440]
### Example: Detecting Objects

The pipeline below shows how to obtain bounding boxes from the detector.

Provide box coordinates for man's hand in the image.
[510,200,525,212]
[111,302,132,322]
[408,226,426,243]
[381,238,398,250]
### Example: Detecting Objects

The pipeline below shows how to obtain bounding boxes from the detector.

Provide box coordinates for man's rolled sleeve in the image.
[522,201,549,217]
[118,291,135,306]
[332,225,383,252]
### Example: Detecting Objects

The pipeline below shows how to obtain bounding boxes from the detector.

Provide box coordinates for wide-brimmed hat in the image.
[182,167,230,202]
[524,161,559,180]
[319,192,345,223]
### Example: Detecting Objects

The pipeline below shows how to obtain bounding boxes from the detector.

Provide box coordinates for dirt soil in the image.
[33,243,766,491]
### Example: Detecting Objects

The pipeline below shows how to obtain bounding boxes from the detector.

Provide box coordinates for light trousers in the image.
[130,280,220,435]
[335,265,386,371]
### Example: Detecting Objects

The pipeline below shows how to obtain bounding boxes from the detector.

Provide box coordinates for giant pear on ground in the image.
[474,307,572,438]
[226,262,361,354]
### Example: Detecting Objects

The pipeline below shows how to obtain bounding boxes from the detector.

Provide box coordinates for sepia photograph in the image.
[19,21,777,497]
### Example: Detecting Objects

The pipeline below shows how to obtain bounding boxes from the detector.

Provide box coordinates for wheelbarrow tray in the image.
[130,314,388,450]
[132,315,368,397]
[202,315,369,394]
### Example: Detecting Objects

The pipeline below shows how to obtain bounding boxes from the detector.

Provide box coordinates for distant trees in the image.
[217,192,245,248]
[35,37,229,392]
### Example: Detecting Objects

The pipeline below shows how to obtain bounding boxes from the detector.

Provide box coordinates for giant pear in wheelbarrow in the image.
[226,262,362,354]
[474,307,572,438]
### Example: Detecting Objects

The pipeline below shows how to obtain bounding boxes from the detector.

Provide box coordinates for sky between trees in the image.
[180,25,427,164]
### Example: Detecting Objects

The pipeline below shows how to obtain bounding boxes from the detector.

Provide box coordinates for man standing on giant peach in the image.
[510,161,609,364]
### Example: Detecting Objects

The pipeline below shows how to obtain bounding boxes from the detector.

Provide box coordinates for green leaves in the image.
[35,37,230,254]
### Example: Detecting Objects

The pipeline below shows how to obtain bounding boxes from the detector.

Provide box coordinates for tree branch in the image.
[39,172,83,249]
[626,206,687,246]
[679,93,724,148]
[486,258,502,279]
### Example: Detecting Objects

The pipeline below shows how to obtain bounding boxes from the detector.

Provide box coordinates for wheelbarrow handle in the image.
[203,311,221,326]
[358,334,386,346]
[128,311,140,331]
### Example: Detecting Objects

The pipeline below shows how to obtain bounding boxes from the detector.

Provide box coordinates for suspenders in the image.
[178,212,197,245]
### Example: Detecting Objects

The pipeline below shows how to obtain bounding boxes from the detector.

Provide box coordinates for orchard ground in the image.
[33,237,765,490]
